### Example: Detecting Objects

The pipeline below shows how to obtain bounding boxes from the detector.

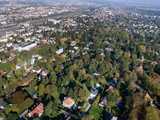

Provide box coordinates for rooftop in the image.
[63,97,75,109]
[28,103,44,118]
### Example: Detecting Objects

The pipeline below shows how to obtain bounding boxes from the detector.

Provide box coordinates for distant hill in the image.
[0,0,9,5]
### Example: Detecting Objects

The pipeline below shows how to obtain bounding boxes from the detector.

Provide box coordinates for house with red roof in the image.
[28,103,44,118]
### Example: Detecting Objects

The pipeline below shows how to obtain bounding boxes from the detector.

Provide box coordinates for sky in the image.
[109,0,160,6]
[1,0,160,7]
[36,0,160,7]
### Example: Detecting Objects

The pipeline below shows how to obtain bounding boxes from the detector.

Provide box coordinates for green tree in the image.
[90,105,103,120]
[154,64,160,75]
[145,107,160,120]
[44,100,61,118]
[6,112,18,120]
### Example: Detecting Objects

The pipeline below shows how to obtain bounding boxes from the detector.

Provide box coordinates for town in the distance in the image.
[0,0,160,120]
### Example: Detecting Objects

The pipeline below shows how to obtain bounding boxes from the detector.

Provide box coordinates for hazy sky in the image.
[109,0,160,7]
[44,0,160,7]
[1,0,160,7]
[110,0,159,4]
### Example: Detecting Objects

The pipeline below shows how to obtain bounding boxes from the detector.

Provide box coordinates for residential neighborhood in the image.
[0,0,160,120]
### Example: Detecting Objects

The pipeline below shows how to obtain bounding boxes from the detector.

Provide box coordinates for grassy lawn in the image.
[0,63,11,72]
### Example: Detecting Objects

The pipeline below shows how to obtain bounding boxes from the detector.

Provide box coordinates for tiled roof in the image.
[63,97,75,109]
[28,103,44,117]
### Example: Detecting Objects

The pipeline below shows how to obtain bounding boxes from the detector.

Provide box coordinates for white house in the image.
[56,48,64,55]
[14,42,37,52]
[111,116,118,120]
[48,19,61,24]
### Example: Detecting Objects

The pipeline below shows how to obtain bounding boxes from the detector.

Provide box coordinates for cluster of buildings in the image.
[0,5,82,40]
